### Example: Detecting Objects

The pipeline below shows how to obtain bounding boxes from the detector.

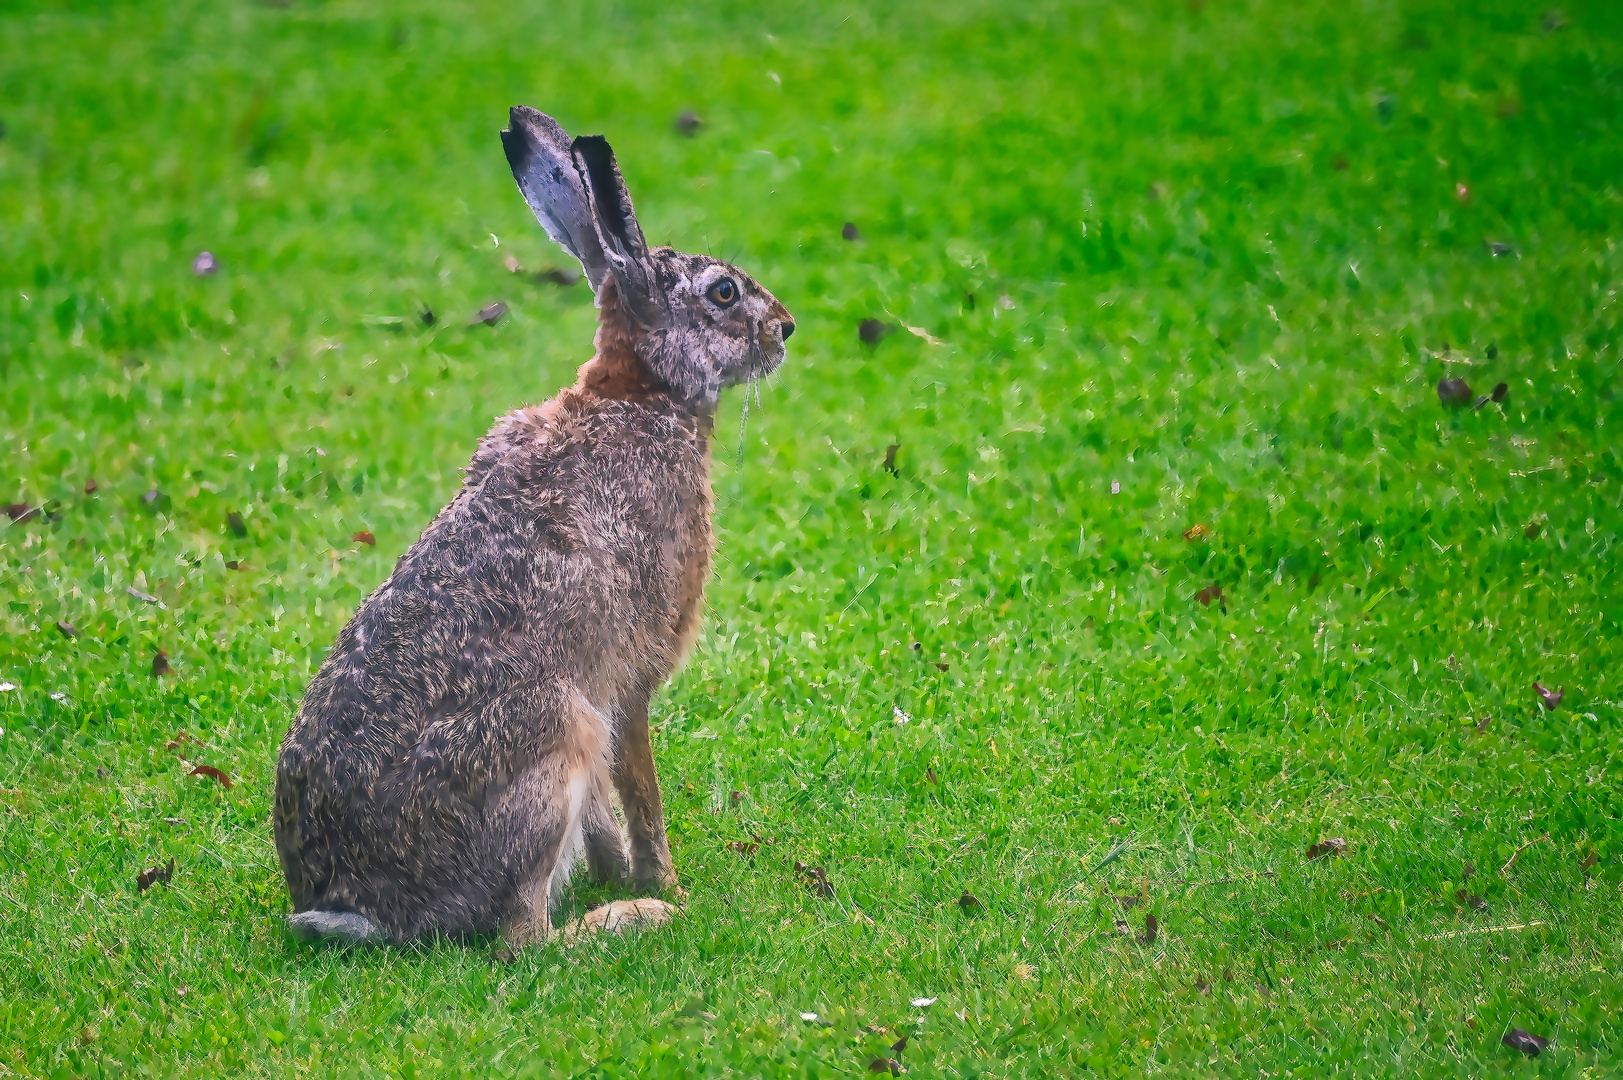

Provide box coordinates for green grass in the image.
[3,0,1621,1074]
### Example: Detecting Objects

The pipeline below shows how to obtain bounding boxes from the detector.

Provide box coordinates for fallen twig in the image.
[1422,920,1545,941]
[1081,834,1134,880]
[1500,834,1549,876]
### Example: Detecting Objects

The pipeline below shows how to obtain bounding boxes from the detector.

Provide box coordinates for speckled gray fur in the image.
[273,107,793,945]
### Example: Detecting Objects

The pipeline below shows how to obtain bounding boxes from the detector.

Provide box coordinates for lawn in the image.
[2,0,1621,1074]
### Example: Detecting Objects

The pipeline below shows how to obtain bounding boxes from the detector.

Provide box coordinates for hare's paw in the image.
[564,898,678,941]
[631,855,679,893]
[287,910,384,945]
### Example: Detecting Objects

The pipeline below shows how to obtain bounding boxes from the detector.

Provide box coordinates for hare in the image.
[273,106,794,946]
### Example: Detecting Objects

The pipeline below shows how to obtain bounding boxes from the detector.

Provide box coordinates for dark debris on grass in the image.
[1503,1028,1550,1056]
[470,302,508,327]
[1437,377,1473,407]
[794,862,834,898]
[1306,838,1348,860]
[136,858,175,893]
[858,318,892,344]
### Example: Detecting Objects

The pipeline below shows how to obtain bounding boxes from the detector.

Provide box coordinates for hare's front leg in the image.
[612,695,677,890]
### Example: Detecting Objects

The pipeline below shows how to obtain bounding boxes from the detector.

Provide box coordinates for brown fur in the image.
[273,108,791,944]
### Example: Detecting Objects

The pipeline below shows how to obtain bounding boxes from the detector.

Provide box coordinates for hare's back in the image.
[289,397,709,744]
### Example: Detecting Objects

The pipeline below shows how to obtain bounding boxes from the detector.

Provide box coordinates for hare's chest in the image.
[668,511,712,662]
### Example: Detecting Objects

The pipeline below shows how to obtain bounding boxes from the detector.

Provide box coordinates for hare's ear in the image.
[501,107,610,291]
[571,134,666,329]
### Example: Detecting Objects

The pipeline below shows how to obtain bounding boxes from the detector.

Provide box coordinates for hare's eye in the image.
[707,278,738,306]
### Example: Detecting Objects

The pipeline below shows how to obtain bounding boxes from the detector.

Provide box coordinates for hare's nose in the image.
[780,321,795,340]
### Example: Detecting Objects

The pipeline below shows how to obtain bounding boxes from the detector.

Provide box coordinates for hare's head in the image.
[502,107,794,409]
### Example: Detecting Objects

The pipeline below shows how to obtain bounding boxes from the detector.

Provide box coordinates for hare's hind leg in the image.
[495,759,581,948]
[500,687,616,947]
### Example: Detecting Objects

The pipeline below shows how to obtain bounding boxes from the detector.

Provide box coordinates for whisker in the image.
[735,370,753,470]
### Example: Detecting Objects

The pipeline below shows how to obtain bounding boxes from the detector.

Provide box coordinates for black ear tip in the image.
[508,104,543,127]
[500,126,530,174]
[572,134,614,167]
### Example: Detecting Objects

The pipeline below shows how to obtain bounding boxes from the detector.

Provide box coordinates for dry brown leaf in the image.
[1502,1029,1549,1057]
[352,531,376,547]
[1306,837,1348,860]
[137,857,175,893]
[163,732,206,754]
[794,861,834,898]
[471,302,508,327]
[151,650,172,677]
[189,765,232,790]
[1437,377,1473,406]
[858,319,892,345]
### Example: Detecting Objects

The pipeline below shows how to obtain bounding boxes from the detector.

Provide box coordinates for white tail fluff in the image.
[287,911,383,944]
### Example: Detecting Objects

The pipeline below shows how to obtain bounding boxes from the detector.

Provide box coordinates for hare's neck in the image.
[572,280,663,399]
[573,286,714,447]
